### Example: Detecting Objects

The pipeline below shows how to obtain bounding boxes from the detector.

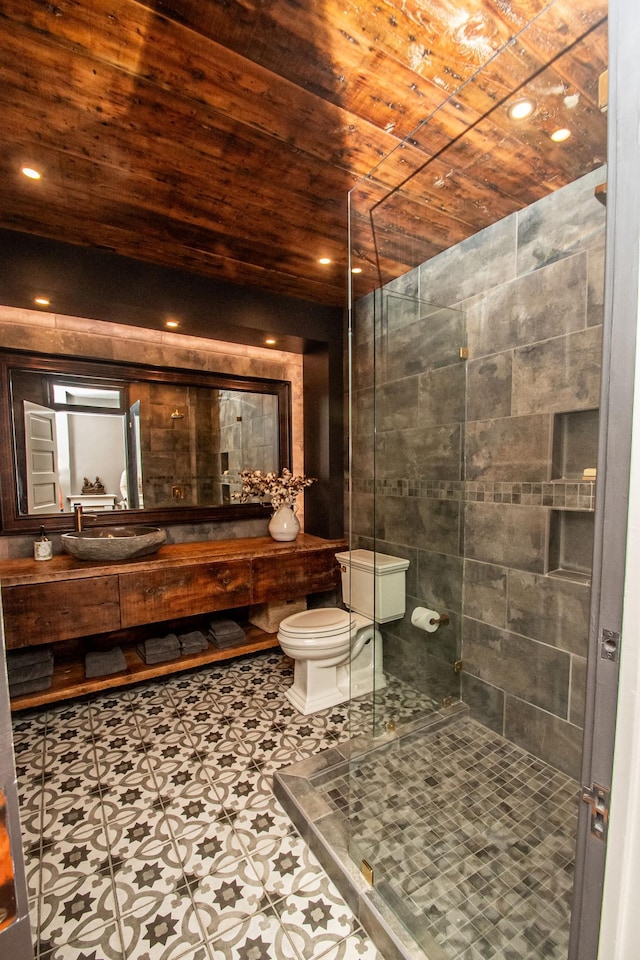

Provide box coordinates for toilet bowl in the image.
[277,549,409,715]
[278,607,383,714]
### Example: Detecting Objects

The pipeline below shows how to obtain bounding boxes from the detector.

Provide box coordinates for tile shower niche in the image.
[549,409,598,581]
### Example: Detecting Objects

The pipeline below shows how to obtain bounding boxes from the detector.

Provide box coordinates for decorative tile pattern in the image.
[351,478,596,511]
[15,652,577,960]
[14,653,381,960]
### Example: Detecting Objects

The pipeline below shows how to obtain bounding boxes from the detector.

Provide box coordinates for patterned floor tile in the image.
[315,929,387,960]
[207,907,299,959]
[119,889,208,960]
[41,919,126,960]
[23,845,42,904]
[211,765,275,814]
[102,804,174,861]
[273,875,359,960]
[191,855,268,938]
[12,711,47,739]
[40,787,105,845]
[162,790,226,844]
[249,832,325,901]
[172,817,246,880]
[38,869,116,947]
[41,737,97,778]
[38,829,112,896]
[230,798,296,855]
[112,856,189,920]
[13,651,579,960]
[146,754,214,799]
[231,728,302,765]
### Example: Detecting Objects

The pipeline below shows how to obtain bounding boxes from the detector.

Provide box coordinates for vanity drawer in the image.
[251,549,341,604]
[2,577,121,647]
[119,559,251,627]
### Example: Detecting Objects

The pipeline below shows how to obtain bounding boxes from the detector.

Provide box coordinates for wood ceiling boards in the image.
[0,0,608,308]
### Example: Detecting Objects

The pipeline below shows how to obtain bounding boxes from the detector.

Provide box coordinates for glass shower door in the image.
[346,288,466,919]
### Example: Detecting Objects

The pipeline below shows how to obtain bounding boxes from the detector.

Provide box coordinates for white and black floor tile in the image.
[14,650,576,960]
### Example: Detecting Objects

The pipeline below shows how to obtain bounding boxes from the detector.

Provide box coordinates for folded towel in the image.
[136,633,181,665]
[208,625,246,649]
[9,675,52,698]
[7,647,53,669]
[178,630,208,653]
[208,618,245,640]
[141,634,180,653]
[7,659,54,684]
[85,647,127,679]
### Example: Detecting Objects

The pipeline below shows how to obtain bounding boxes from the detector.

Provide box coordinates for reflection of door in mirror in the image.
[128,400,144,509]
[23,384,128,516]
[23,401,61,514]
[61,412,126,512]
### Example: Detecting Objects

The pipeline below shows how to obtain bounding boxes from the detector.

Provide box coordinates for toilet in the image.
[277,549,410,714]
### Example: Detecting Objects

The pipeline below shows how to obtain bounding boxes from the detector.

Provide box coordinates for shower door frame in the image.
[570,0,640,956]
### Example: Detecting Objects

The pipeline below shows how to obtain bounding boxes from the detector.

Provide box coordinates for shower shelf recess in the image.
[545,409,598,580]
[548,508,594,583]
[0,534,347,710]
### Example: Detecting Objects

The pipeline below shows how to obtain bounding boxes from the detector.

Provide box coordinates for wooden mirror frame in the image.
[0,350,292,535]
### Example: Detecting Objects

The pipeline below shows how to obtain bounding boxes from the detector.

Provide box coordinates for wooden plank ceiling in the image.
[0,0,607,308]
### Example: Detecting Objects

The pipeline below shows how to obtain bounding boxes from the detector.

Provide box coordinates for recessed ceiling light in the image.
[34,297,50,306]
[265,338,277,346]
[318,257,332,265]
[21,166,42,180]
[550,128,571,142]
[351,267,362,274]
[165,319,179,329]
[506,98,536,121]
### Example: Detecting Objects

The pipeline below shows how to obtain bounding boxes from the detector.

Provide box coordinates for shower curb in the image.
[274,701,468,960]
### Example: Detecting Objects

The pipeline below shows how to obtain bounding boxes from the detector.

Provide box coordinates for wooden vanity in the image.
[0,534,347,711]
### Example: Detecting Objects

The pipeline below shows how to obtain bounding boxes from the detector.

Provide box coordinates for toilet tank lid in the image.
[335,549,410,574]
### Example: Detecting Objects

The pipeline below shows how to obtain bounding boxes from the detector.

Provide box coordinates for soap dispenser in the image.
[34,525,53,561]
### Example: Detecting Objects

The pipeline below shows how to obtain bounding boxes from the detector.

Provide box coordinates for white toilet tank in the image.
[335,549,410,623]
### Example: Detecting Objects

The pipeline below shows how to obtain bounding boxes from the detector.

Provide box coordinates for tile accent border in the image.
[351,478,596,511]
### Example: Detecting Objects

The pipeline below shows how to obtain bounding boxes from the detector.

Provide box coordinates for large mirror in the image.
[0,351,291,533]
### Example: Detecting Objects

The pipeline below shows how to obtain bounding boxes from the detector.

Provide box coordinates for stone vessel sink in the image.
[61,525,166,561]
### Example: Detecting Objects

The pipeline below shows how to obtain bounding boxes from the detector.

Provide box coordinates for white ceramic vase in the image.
[268,503,300,541]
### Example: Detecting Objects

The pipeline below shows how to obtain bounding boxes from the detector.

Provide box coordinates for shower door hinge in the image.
[581,783,610,841]
[361,859,374,885]
[454,660,463,674]
[459,347,469,360]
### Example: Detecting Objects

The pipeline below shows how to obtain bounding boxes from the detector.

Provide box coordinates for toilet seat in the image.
[278,607,351,640]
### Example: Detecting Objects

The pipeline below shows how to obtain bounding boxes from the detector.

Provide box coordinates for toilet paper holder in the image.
[430,612,449,626]
[410,606,450,633]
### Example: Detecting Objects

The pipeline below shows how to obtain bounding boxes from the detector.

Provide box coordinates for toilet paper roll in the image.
[411,606,441,634]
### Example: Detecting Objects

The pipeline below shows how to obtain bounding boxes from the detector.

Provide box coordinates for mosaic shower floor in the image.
[313,716,579,960]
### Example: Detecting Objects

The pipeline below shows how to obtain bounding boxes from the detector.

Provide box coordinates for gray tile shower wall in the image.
[350,167,606,778]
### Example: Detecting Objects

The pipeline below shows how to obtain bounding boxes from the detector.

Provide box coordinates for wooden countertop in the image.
[0,534,348,587]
